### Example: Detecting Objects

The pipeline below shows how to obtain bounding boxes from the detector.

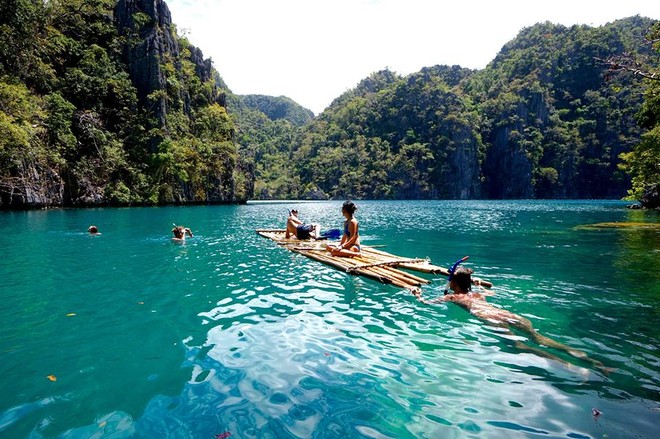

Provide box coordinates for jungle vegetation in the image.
[0,0,657,207]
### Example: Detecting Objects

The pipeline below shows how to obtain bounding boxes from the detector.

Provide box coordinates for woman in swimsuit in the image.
[326,200,361,257]
[417,265,611,374]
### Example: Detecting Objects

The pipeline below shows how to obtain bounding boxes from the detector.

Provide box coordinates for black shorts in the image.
[296,224,314,239]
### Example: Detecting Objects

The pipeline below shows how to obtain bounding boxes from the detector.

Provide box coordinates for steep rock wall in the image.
[115,0,178,147]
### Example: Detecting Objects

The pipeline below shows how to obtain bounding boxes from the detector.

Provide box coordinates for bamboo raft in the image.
[256,229,492,292]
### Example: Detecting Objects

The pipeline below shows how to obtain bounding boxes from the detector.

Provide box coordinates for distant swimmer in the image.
[415,260,612,374]
[88,225,100,235]
[172,225,193,241]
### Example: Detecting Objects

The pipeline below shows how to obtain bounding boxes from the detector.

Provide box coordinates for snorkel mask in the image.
[444,256,469,295]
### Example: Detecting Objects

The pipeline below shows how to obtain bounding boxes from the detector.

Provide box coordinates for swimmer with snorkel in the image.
[415,257,612,374]
[172,224,193,241]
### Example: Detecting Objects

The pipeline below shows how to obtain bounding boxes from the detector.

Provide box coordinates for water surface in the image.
[0,200,658,438]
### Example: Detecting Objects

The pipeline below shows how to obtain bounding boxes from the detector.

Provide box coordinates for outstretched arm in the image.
[412,288,448,304]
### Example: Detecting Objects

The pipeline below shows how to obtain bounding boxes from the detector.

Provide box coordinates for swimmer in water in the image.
[172,225,193,241]
[415,260,612,374]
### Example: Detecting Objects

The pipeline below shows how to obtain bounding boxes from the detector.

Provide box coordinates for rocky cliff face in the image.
[484,125,534,198]
[483,87,548,198]
[448,121,482,199]
[0,164,64,208]
[114,0,221,141]
[115,0,178,149]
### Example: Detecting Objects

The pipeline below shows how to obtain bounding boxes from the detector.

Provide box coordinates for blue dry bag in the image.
[320,228,341,239]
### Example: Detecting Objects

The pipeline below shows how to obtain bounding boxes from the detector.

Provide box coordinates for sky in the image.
[165,0,659,115]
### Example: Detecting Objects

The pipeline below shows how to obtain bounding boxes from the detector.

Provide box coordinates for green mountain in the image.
[241,95,314,127]
[0,0,253,208]
[277,16,657,200]
[0,0,656,208]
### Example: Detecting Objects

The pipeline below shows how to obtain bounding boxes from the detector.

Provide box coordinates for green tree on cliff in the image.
[604,22,660,207]
[0,0,248,207]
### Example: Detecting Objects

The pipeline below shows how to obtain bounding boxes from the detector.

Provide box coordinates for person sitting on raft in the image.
[172,225,193,241]
[285,209,320,240]
[415,262,611,374]
[326,200,361,257]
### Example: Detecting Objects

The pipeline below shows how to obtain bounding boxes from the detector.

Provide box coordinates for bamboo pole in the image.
[301,251,401,286]
[339,252,430,285]
[376,266,430,284]
[306,250,415,288]
[367,265,423,287]
[258,230,493,289]
[363,247,493,288]
[346,258,427,272]
[344,252,430,286]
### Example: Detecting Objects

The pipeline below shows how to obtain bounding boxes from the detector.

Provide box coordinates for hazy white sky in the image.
[165,0,659,114]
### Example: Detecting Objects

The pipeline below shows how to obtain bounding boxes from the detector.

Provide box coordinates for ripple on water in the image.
[1,201,658,438]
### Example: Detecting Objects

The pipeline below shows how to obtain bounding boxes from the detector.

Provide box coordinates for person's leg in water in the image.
[508,315,613,374]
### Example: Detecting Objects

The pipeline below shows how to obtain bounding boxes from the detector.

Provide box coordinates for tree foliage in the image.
[1,3,656,206]
[609,22,660,205]
[250,16,657,201]
[0,0,249,208]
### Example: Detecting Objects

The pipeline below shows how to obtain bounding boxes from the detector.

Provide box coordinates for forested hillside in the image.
[275,16,657,200]
[0,0,253,208]
[0,0,657,208]
[241,95,314,127]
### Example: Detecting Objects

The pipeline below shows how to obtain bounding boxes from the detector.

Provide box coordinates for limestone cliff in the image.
[115,0,178,148]
[114,0,223,143]
[483,86,549,198]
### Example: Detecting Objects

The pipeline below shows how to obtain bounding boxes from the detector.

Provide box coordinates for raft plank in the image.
[256,229,492,290]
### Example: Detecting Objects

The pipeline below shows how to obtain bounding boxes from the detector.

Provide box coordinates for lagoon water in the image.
[0,200,658,438]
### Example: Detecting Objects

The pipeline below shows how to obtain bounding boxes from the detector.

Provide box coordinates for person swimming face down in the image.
[172,225,193,240]
[450,266,474,294]
[436,265,613,374]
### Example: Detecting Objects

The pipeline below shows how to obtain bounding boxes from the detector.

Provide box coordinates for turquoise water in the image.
[0,200,658,438]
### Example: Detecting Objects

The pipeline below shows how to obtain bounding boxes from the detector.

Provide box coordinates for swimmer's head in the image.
[88,225,99,234]
[451,266,474,293]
